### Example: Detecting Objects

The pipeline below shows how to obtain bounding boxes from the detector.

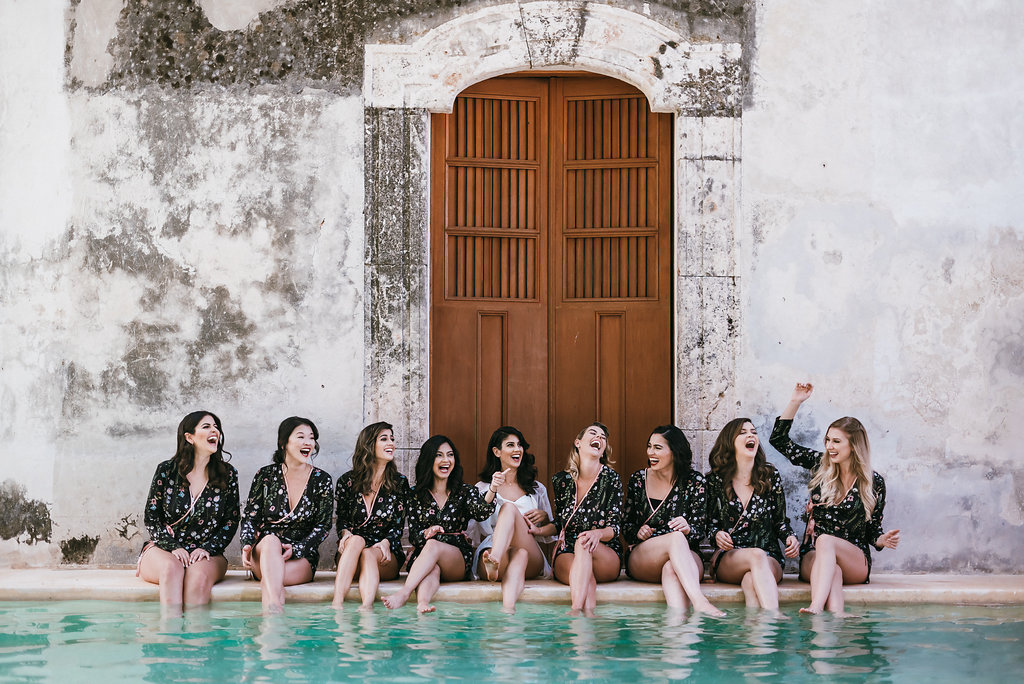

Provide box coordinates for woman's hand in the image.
[241,544,253,569]
[338,531,353,553]
[280,543,293,560]
[489,468,512,493]
[524,508,549,526]
[372,539,391,563]
[576,529,603,553]
[171,548,190,566]
[423,525,445,539]
[668,516,691,535]
[189,548,210,565]
[636,524,653,542]
[715,531,734,551]
[784,535,800,558]
[877,529,900,549]
[781,382,814,419]
[791,382,813,403]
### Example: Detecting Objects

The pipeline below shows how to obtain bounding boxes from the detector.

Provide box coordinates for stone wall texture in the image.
[1,0,1020,572]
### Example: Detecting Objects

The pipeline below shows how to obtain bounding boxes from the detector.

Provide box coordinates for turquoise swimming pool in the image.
[1,601,1021,682]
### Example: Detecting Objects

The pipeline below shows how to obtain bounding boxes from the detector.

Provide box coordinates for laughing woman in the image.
[139,411,239,610]
[383,435,495,613]
[624,425,724,616]
[469,426,557,613]
[706,418,800,610]
[770,383,900,615]
[240,416,334,614]
[552,422,624,617]
[333,421,409,610]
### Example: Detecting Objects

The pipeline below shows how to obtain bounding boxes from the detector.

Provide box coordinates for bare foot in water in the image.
[481,549,500,581]
[696,603,727,618]
[417,603,436,614]
[358,603,375,613]
[382,592,409,610]
[799,606,820,615]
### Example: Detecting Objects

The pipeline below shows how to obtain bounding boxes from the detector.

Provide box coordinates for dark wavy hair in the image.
[709,417,771,497]
[649,424,693,481]
[350,421,404,496]
[272,416,320,467]
[479,426,538,495]
[414,435,464,500]
[173,410,231,489]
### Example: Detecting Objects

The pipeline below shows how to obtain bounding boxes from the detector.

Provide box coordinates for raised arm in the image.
[769,382,823,470]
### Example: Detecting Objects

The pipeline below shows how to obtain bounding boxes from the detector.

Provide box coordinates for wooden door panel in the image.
[550,77,673,480]
[431,79,549,482]
[432,74,671,485]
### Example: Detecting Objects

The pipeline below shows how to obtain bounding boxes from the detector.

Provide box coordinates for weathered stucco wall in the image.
[0,0,1020,571]
[737,0,1024,571]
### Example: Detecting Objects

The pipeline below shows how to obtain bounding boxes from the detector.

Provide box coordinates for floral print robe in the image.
[240,464,334,573]
[706,463,794,565]
[623,468,708,552]
[551,465,624,561]
[769,417,888,572]
[406,481,494,576]
[143,459,240,557]
[335,471,409,569]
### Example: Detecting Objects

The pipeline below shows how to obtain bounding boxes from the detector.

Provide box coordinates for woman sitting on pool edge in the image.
[552,422,624,617]
[333,421,409,610]
[706,417,799,611]
[770,382,900,615]
[240,416,334,614]
[469,426,557,613]
[624,425,724,616]
[383,435,495,613]
[139,410,240,610]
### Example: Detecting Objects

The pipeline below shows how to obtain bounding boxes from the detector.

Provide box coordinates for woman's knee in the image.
[573,539,593,556]
[159,557,185,582]
[257,535,282,553]
[815,534,839,552]
[498,502,519,519]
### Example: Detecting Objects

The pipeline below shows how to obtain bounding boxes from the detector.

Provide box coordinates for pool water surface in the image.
[1,601,1021,682]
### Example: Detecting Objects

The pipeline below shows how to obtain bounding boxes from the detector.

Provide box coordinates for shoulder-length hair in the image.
[350,421,403,496]
[414,434,464,499]
[173,411,232,489]
[809,417,876,520]
[708,418,772,497]
[479,426,538,495]
[649,424,693,482]
[566,422,614,480]
[272,416,320,468]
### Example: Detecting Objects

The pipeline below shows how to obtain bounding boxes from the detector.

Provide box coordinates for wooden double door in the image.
[429,73,673,484]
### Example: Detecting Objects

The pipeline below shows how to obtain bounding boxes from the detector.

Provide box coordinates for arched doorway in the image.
[429,73,673,482]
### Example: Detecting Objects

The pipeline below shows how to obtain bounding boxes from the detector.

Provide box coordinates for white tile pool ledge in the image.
[1,569,1021,605]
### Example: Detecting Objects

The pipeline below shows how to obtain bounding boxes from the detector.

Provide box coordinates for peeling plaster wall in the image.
[1,0,1021,572]
[738,0,1024,572]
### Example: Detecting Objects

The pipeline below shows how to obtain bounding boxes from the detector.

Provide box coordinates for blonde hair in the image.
[566,422,614,480]
[808,417,876,520]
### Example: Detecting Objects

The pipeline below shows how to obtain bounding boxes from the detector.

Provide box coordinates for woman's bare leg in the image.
[182,555,228,606]
[332,535,366,608]
[716,548,783,610]
[800,535,867,614]
[501,547,530,613]
[555,541,619,617]
[139,547,185,607]
[628,533,723,615]
[660,562,687,611]
[253,535,286,613]
[358,547,400,611]
[740,573,758,607]
[383,540,465,610]
[825,566,847,615]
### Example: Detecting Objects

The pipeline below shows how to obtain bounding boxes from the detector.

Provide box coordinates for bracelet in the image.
[488,486,497,493]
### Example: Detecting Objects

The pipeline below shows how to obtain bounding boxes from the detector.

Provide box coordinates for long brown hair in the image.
[173,411,231,489]
[350,421,403,495]
[809,417,876,520]
[708,418,772,497]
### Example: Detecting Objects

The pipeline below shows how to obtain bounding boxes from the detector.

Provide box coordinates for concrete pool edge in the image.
[1,569,1021,605]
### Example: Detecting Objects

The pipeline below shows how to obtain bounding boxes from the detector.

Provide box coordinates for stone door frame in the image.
[362,1,742,463]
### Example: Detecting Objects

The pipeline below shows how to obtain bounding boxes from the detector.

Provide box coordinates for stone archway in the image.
[362,1,743,465]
